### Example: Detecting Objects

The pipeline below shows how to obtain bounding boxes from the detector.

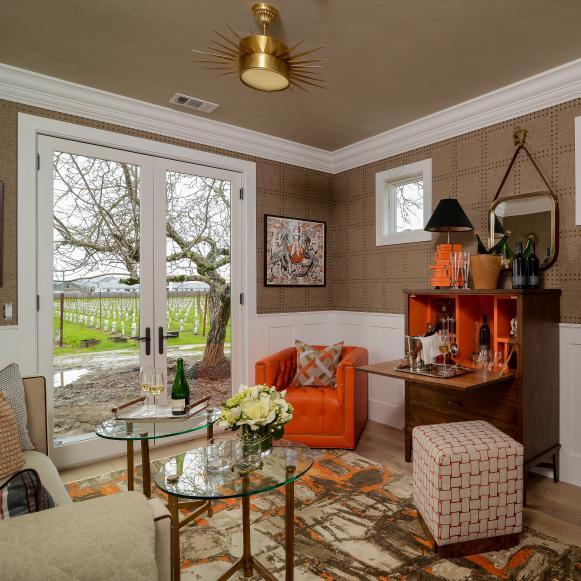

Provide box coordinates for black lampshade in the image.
[424,198,474,232]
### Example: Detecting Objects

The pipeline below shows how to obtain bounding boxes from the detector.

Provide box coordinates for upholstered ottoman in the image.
[413,420,523,557]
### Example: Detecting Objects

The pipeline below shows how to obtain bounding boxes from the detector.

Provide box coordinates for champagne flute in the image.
[149,369,166,415]
[438,331,453,377]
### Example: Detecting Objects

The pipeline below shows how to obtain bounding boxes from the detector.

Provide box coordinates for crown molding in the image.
[0,63,334,173]
[2,59,581,175]
[332,58,581,173]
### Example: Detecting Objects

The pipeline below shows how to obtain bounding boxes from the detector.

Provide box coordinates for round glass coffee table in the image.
[155,439,314,581]
[95,407,220,498]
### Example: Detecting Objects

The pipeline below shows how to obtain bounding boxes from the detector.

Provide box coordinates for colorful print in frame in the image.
[264,215,326,286]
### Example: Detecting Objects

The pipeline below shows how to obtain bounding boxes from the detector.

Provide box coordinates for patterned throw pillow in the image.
[291,340,344,387]
[0,469,54,519]
[0,393,24,479]
[0,363,35,450]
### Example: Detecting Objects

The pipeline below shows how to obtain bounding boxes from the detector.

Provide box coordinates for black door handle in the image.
[130,327,151,356]
[158,327,180,354]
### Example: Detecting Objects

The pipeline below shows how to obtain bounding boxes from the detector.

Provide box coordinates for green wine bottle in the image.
[474,234,489,254]
[489,232,512,257]
[523,235,534,260]
[171,358,190,416]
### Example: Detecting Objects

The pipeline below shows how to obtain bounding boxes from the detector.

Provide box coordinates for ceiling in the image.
[1,0,581,151]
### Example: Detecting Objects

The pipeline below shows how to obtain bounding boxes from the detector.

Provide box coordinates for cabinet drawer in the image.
[408,403,518,440]
[409,384,517,427]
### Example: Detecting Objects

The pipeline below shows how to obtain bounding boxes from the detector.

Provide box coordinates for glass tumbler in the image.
[204,440,234,473]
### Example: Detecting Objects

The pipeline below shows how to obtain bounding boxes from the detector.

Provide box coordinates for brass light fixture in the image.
[192,3,325,92]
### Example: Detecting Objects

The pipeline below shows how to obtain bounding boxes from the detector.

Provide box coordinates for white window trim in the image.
[375,159,432,245]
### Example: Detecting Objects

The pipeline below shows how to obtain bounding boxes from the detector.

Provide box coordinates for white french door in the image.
[36,136,242,466]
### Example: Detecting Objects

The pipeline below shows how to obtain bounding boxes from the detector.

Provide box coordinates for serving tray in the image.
[394,362,474,379]
[112,395,211,421]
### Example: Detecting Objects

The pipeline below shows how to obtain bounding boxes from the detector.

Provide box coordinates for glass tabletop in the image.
[95,407,220,441]
[155,440,315,500]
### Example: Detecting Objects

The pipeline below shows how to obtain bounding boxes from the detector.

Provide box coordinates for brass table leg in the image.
[126,439,134,491]
[206,416,213,517]
[168,494,180,581]
[285,466,296,581]
[140,432,151,499]
[217,490,278,581]
[207,412,214,441]
[241,494,253,577]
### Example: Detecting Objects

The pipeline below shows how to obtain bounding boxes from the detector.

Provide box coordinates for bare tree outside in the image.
[166,171,231,377]
[52,152,232,441]
[54,155,232,377]
[394,179,423,232]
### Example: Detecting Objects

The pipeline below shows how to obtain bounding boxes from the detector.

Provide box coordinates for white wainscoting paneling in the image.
[250,312,581,487]
[0,327,22,372]
[559,324,581,487]
[334,312,406,428]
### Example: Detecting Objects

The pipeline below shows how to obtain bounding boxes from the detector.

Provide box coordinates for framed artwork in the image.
[264,214,326,287]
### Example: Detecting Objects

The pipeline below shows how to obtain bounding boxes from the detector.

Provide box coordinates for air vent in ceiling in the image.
[169,93,219,113]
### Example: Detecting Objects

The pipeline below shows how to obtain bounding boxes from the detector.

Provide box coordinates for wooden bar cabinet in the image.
[360,289,561,480]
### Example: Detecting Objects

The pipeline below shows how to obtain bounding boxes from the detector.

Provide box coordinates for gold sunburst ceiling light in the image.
[192,3,325,92]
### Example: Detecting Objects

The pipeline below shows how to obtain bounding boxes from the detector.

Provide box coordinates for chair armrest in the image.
[149,498,172,581]
[22,375,48,455]
[255,347,297,388]
[336,347,369,390]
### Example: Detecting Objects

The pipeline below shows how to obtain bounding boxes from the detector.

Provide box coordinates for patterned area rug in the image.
[66,450,581,580]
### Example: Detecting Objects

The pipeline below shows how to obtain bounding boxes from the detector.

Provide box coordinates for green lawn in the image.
[53,296,230,356]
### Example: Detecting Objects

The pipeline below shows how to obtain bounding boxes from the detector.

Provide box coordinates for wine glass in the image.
[139,368,153,408]
[149,369,166,415]
[438,331,454,377]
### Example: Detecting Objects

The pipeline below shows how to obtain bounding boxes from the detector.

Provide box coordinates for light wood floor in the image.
[59,420,581,546]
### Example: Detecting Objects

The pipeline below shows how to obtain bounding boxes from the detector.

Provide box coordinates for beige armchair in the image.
[0,376,174,581]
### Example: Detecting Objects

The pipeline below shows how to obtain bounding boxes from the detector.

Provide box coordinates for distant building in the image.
[53,275,138,294]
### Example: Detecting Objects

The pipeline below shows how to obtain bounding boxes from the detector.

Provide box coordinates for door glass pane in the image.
[165,171,231,408]
[52,152,143,445]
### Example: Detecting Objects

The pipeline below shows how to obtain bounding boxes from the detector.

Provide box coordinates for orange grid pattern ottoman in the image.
[413,421,523,556]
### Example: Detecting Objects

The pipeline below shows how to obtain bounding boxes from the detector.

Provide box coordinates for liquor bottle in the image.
[526,240,540,289]
[171,358,190,416]
[479,313,490,351]
[474,234,489,254]
[512,241,527,289]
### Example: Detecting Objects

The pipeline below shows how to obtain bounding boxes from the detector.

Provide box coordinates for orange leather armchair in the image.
[255,345,369,449]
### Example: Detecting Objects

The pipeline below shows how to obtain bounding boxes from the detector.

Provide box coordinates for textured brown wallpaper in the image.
[330,98,581,324]
[0,100,332,325]
[1,97,580,325]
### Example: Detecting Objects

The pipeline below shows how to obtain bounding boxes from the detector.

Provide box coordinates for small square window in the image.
[376,159,432,245]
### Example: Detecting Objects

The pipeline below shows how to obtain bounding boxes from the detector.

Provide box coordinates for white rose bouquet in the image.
[219,384,294,440]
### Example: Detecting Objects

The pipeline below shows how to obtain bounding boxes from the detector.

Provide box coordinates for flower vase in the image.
[259,428,273,454]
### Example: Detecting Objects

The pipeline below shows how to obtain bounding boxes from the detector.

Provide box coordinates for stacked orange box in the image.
[428,243,462,288]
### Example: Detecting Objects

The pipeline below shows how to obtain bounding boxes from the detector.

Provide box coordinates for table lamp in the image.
[425,198,473,288]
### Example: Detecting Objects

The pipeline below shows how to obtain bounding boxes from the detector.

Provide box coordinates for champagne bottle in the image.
[479,313,490,351]
[523,236,534,260]
[489,232,510,256]
[512,241,527,289]
[171,358,190,416]
[526,240,540,289]
[474,234,489,254]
